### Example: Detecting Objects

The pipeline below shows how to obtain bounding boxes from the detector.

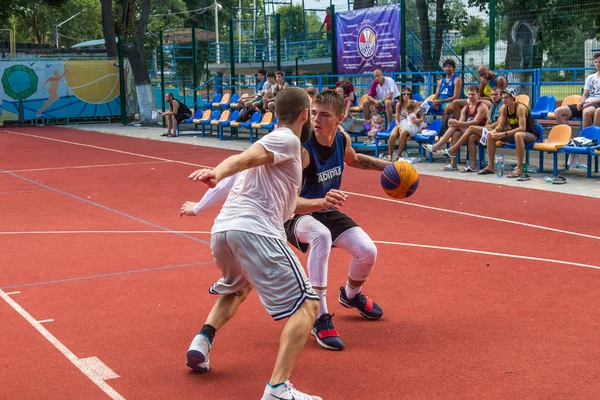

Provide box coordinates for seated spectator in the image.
[442,86,503,172]
[426,59,462,115]
[159,93,191,137]
[555,52,600,128]
[253,72,277,113]
[363,69,400,126]
[334,86,354,134]
[387,88,426,160]
[423,85,488,170]
[365,107,384,144]
[238,69,267,109]
[335,78,356,105]
[448,65,507,116]
[267,71,290,113]
[477,88,539,178]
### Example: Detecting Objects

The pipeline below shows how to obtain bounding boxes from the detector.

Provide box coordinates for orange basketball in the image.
[380,161,419,199]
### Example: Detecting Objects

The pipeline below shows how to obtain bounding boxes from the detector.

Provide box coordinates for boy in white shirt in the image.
[182,87,321,400]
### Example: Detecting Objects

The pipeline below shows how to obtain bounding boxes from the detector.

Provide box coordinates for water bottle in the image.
[543,176,553,183]
[495,154,504,177]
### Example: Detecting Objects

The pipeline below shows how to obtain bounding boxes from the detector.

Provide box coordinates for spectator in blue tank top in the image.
[426,59,463,114]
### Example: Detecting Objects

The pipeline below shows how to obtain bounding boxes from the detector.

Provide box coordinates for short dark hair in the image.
[306,87,318,96]
[594,53,600,60]
[275,87,310,125]
[276,71,284,77]
[490,86,501,93]
[257,69,266,75]
[313,89,345,115]
[266,72,276,78]
[467,85,479,93]
[443,59,456,68]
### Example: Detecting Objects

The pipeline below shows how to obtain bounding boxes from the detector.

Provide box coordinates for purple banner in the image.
[335,4,400,74]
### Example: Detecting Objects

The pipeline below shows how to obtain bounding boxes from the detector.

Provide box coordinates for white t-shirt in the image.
[584,72,600,104]
[376,77,400,101]
[212,127,302,241]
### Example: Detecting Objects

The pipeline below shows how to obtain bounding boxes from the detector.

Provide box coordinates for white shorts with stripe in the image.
[209,230,318,320]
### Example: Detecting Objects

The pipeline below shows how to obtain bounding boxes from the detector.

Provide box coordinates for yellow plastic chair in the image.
[230,93,248,108]
[547,95,581,119]
[534,124,572,175]
[515,94,530,108]
[210,110,230,126]
[212,92,231,108]
[192,109,211,124]
[251,112,273,129]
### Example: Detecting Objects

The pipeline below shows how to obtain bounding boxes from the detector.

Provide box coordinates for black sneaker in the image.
[338,287,383,320]
[311,313,345,351]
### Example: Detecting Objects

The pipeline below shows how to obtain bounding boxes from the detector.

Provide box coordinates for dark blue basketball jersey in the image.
[300,131,346,200]
[439,74,458,99]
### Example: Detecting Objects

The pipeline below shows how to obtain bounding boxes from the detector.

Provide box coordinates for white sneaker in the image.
[186,334,211,372]
[261,381,322,400]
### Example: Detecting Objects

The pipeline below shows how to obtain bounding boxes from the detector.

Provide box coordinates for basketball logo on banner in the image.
[358,26,377,60]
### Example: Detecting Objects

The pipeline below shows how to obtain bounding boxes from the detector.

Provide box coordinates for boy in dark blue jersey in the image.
[284,90,390,351]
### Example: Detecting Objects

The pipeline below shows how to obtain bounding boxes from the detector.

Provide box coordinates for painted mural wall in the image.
[0,60,136,123]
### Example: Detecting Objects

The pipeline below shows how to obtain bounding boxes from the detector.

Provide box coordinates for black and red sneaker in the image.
[338,287,383,320]
[311,313,345,351]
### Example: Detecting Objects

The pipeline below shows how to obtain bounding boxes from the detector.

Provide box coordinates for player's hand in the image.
[480,77,488,85]
[448,119,458,127]
[322,189,348,210]
[188,168,218,188]
[179,201,197,218]
[577,103,584,111]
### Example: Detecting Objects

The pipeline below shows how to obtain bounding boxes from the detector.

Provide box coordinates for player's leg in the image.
[333,226,383,320]
[291,216,344,351]
[186,232,251,373]
[395,129,410,160]
[224,231,320,399]
[387,127,400,160]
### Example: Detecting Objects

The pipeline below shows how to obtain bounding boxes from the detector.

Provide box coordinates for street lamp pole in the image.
[215,1,221,64]
[54,10,84,48]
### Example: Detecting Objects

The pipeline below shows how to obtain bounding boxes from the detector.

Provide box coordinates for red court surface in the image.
[1,126,600,400]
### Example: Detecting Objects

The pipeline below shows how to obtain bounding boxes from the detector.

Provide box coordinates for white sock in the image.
[314,289,328,317]
[345,283,361,299]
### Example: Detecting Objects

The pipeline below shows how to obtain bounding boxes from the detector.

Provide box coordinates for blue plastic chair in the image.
[559,126,600,178]
[177,109,203,135]
[208,93,222,109]
[201,109,220,136]
[413,93,424,102]
[530,95,556,120]
[478,123,544,170]
[227,93,239,109]
[219,110,240,140]
[347,119,396,158]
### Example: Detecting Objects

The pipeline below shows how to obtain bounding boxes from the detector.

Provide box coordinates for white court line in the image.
[374,240,600,271]
[0,289,125,400]
[5,161,168,174]
[37,319,55,324]
[2,130,211,168]
[347,191,600,241]
[4,129,597,242]
[5,291,21,295]
[0,230,212,235]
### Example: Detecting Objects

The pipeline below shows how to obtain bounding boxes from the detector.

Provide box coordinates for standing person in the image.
[477,88,539,178]
[159,93,192,137]
[319,7,331,40]
[363,69,400,126]
[184,87,322,400]
[37,63,71,116]
[285,90,390,351]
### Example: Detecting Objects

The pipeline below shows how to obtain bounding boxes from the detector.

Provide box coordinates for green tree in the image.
[453,17,488,53]
[276,4,320,37]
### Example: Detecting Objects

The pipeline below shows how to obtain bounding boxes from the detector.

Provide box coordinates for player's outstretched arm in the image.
[189,143,274,187]
[180,172,239,217]
[341,131,390,171]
